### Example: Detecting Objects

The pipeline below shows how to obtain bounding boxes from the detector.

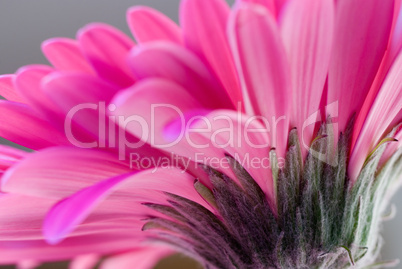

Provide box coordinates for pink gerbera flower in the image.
[0,0,402,268]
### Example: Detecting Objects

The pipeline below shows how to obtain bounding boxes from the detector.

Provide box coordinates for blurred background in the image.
[0,1,401,268]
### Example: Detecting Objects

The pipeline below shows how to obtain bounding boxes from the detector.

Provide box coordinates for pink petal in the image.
[0,145,27,160]
[229,3,291,158]
[113,79,273,201]
[127,6,183,44]
[42,72,163,158]
[0,193,145,263]
[274,0,287,14]
[185,109,275,205]
[14,65,59,120]
[0,75,26,103]
[0,188,159,264]
[380,124,402,165]
[113,78,274,202]
[41,38,95,73]
[180,0,242,107]
[0,192,145,242]
[353,1,402,146]
[280,0,334,155]
[327,0,394,134]
[390,0,402,61]
[43,168,209,244]
[16,66,104,148]
[41,72,119,149]
[236,0,276,16]
[0,232,144,264]
[111,78,214,186]
[78,23,136,88]
[43,173,135,245]
[349,51,402,182]
[42,72,119,138]
[69,254,99,269]
[0,193,55,241]
[42,72,119,103]
[112,78,205,148]
[14,65,89,145]
[391,110,402,128]
[17,260,40,269]
[107,183,210,217]
[0,145,27,176]
[128,41,234,110]
[353,0,402,149]
[111,78,219,184]
[0,101,69,150]
[2,147,131,199]
[100,247,173,269]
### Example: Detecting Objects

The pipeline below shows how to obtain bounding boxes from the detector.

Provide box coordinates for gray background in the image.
[0,1,401,268]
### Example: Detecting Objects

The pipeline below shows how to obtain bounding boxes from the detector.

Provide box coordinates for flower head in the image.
[0,0,402,268]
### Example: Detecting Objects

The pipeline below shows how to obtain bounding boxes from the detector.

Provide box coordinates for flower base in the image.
[143,123,402,269]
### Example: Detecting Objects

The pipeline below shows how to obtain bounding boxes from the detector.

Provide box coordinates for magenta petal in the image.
[349,51,402,182]
[0,192,144,262]
[115,85,274,203]
[112,78,205,148]
[0,194,55,241]
[111,78,215,185]
[41,72,162,157]
[43,168,207,244]
[328,0,394,133]
[14,65,58,119]
[78,23,136,88]
[181,0,242,107]
[354,1,402,141]
[187,109,275,204]
[391,110,402,131]
[280,0,334,153]
[2,147,131,199]
[380,124,402,166]
[390,0,402,61]
[229,3,291,158]
[42,72,119,143]
[42,72,119,109]
[127,6,183,44]
[0,231,144,264]
[13,65,78,138]
[0,101,69,150]
[128,41,234,110]
[236,0,276,16]
[0,145,27,166]
[0,145,27,178]
[16,67,103,148]
[0,191,144,242]
[41,38,95,73]
[353,1,402,148]
[43,173,133,245]
[274,0,287,13]
[0,75,26,103]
